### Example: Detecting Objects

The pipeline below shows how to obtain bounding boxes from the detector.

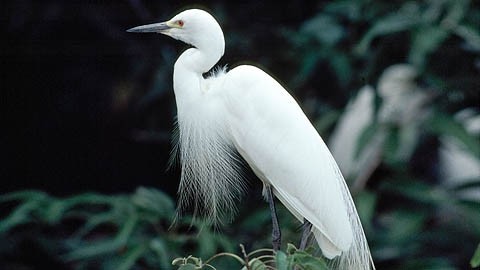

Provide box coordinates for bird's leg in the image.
[299,218,312,250]
[265,184,281,251]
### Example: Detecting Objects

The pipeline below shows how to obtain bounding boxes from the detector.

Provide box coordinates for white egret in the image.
[128,9,374,269]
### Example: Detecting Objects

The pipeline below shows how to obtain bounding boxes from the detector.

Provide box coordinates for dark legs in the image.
[264,185,311,251]
[299,218,312,250]
[265,184,281,251]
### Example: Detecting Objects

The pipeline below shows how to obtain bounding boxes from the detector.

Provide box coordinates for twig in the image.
[240,244,251,270]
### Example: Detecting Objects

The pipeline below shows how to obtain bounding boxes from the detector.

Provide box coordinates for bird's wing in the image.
[220,65,356,256]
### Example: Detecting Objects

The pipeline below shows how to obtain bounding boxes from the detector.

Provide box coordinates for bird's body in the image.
[128,9,374,269]
[223,65,353,258]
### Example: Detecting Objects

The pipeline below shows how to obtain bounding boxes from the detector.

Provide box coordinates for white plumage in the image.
[128,9,374,269]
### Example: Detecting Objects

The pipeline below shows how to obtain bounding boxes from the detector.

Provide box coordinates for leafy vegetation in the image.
[0,188,327,269]
[0,187,235,269]
[172,244,328,270]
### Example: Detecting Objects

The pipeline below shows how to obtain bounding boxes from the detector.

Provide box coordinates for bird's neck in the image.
[172,45,223,106]
[176,45,223,74]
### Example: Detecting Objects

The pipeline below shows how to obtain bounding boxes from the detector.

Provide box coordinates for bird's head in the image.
[127,9,224,53]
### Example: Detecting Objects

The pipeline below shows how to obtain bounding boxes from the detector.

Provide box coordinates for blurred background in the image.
[1,0,479,269]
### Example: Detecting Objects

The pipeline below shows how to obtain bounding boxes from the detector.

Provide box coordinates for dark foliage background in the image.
[1,0,479,269]
[2,0,324,195]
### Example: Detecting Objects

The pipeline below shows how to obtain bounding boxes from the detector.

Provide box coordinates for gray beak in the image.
[127,22,170,33]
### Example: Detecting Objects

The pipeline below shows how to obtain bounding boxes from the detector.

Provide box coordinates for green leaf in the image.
[354,191,377,232]
[401,258,455,270]
[151,239,171,269]
[286,243,297,255]
[239,208,271,231]
[44,199,67,224]
[0,200,41,233]
[380,178,447,205]
[72,211,118,239]
[354,122,380,159]
[444,0,468,25]
[301,14,344,46]
[324,0,362,21]
[382,210,427,244]
[329,52,352,87]
[355,3,421,55]
[62,192,120,209]
[172,257,186,266]
[197,229,217,258]
[248,258,267,270]
[409,26,449,69]
[426,112,480,157]
[0,190,48,203]
[177,264,197,270]
[291,250,329,270]
[292,50,321,87]
[453,24,480,51]
[314,110,340,135]
[383,126,401,165]
[131,186,175,218]
[65,214,138,260]
[115,244,148,270]
[471,243,480,267]
[275,251,288,270]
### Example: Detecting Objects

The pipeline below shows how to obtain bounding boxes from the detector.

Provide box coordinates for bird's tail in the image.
[329,166,375,270]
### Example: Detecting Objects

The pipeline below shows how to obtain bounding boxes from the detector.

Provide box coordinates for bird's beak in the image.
[127,22,171,33]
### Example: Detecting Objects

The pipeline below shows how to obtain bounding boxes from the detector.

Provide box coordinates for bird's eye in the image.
[177,20,184,27]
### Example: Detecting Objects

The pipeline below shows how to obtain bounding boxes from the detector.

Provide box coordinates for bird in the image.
[128,8,374,269]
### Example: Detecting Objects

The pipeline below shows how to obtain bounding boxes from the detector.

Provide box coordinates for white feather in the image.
[222,65,374,269]
[173,67,247,225]
[130,8,375,269]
